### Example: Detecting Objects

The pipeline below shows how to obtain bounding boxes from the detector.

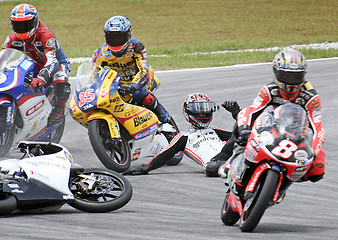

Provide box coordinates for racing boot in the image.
[48,105,65,126]
[142,93,170,124]
[48,82,71,126]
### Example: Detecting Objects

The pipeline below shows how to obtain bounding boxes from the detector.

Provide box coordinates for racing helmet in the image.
[104,16,132,56]
[183,93,216,128]
[274,103,309,140]
[10,4,39,40]
[273,48,306,94]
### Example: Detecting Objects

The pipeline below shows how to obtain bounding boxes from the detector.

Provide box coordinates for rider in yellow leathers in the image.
[91,16,170,123]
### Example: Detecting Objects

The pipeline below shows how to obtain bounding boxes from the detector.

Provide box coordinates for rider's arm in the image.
[36,27,60,81]
[146,133,188,171]
[304,91,326,155]
[214,128,233,141]
[129,41,152,90]
[237,85,272,128]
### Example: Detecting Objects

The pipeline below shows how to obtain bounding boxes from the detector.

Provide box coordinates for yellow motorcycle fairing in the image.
[70,68,159,140]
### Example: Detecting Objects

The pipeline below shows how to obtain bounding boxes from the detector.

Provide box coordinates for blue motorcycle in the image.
[0,48,65,157]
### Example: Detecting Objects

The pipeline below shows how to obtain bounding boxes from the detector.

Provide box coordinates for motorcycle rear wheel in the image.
[68,168,132,213]
[88,119,131,173]
[239,169,279,232]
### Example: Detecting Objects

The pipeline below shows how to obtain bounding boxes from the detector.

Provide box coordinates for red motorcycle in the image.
[220,103,314,232]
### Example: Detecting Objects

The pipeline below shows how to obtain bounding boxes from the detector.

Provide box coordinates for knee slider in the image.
[55,82,71,100]
[142,93,156,108]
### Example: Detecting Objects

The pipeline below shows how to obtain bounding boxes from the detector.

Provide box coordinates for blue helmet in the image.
[104,16,132,55]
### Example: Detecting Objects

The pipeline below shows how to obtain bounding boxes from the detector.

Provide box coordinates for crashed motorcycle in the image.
[69,62,183,173]
[0,48,65,157]
[220,103,314,232]
[0,141,132,215]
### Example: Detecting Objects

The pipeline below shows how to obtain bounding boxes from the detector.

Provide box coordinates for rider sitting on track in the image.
[91,15,170,123]
[2,4,71,125]
[124,93,241,177]
[219,48,326,183]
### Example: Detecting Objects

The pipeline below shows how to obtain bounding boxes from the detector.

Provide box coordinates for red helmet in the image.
[10,4,39,40]
[183,93,216,128]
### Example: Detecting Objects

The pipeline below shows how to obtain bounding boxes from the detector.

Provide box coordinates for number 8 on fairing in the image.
[271,140,298,159]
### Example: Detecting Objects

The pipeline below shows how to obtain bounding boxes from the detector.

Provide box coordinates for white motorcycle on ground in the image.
[0,141,132,215]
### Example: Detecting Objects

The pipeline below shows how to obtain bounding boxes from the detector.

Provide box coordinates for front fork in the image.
[228,161,283,213]
[0,95,16,130]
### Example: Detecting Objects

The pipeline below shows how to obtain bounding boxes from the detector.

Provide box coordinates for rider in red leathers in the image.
[91,16,170,123]
[124,93,241,177]
[232,48,326,183]
[2,4,71,125]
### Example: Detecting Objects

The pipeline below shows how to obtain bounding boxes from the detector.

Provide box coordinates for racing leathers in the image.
[3,20,71,124]
[126,126,233,177]
[91,38,170,123]
[236,81,326,182]
[124,101,240,177]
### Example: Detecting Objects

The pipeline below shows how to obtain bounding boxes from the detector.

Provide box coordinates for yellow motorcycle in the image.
[69,62,183,173]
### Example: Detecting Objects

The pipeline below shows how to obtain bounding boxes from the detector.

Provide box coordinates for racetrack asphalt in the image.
[1,58,337,240]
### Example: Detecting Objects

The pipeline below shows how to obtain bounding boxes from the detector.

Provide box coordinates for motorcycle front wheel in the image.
[46,118,65,143]
[88,119,131,172]
[239,169,279,232]
[0,106,15,157]
[68,168,132,213]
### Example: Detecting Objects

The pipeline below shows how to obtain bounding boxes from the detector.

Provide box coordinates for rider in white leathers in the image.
[124,93,241,177]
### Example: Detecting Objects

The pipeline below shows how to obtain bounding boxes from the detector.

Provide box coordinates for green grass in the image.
[1,0,337,76]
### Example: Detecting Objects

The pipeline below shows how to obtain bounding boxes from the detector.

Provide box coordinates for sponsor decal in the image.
[12,41,23,47]
[46,38,56,48]
[20,59,33,70]
[294,150,308,161]
[132,148,142,161]
[134,111,153,127]
[25,99,45,117]
[295,98,305,106]
[99,90,108,99]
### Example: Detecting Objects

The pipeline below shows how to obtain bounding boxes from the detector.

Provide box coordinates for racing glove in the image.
[119,84,136,95]
[123,164,151,175]
[236,125,251,146]
[222,101,241,119]
[31,75,47,89]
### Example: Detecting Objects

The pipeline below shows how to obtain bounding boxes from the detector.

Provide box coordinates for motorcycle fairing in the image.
[244,127,313,181]
[228,191,243,214]
[244,162,283,204]
[71,68,159,140]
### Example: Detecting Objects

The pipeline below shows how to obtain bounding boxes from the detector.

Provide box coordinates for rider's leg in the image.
[301,148,325,182]
[48,64,71,125]
[142,93,170,123]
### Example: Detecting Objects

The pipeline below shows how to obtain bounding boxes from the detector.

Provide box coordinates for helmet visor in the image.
[274,69,305,85]
[186,102,215,113]
[11,18,36,33]
[105,31,130,47]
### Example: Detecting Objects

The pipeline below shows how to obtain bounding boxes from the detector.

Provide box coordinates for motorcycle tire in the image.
[239,169,279,232]
[68,168,132,213]
[0,193,17,215]
[88,119,131,173]
[220,192,240,225]
[163,117,183,166]
[46,118,65,143]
